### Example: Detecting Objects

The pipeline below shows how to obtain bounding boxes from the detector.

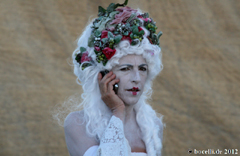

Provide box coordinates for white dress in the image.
[83,146,147,156]
[83,115,147,156]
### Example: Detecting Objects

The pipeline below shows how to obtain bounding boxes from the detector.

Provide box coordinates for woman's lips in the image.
[132,91,137,95]
[126,88,140,95]
[126,87,140,91]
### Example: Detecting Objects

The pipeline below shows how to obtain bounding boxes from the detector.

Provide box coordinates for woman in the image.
[62,1,165,156]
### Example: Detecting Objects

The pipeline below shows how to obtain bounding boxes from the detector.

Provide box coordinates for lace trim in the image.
[97,115,130,156]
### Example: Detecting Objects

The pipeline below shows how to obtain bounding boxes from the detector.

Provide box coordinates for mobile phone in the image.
[100,70,118,94]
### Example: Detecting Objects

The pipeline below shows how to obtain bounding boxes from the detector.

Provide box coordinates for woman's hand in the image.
[98,71,125,112]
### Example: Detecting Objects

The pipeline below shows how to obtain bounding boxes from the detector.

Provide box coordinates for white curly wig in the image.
[53,9,165,156]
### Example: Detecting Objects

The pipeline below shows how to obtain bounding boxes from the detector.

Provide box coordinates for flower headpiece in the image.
[75,0,162,69]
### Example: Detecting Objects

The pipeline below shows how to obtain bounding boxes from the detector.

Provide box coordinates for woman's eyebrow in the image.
[119,64,133,67]
[118,64,148,67]
[139,64,148,67]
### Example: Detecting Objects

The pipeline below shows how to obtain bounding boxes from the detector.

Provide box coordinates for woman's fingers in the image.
[98,71,116,93]
[98,72,124,112]
[98,71,112,82]
[101,71,112,81]
[104,74,116,86]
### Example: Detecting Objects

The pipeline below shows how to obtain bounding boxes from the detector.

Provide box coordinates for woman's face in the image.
[112,54,148,106]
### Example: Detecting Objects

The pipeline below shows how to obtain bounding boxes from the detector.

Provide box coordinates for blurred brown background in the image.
[0,0,239,156]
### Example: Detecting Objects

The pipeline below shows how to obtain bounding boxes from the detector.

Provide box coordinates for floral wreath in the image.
[75,0,162,70]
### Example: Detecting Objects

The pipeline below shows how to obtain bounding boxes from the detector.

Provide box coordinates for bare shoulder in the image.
[64,111,85,127]
[64,111,99,156]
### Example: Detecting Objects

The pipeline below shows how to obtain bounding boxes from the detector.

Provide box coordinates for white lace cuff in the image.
[97,115,131,156]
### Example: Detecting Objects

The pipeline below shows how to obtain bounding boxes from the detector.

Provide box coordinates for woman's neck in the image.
[112,103,136,125]
[123,104,136,124]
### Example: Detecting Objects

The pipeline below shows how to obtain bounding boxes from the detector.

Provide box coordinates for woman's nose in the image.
[131,70,141,83]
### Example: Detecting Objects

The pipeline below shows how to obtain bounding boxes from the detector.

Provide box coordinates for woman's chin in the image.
[118,90,142,106]
[122,97,140,106]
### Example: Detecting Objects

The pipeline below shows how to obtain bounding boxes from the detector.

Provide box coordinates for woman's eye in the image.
[139,67,147,71]
[120,67,130,71]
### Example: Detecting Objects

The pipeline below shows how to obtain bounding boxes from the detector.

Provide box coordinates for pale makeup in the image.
[112,54,148,106]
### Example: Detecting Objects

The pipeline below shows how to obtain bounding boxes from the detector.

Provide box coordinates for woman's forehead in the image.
[119,54,146,65]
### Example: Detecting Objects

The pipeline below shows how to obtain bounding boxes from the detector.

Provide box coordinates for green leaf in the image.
[98,16,114,32]
[114,35,122,44]
[114,31,119,35]
[107,3,116,12]
[139,30,144,36]
[88,35,95,47]
[123,0,128,6]
[98,6,106,15]
[125,23,130,28]
[132,26,138,34]
[109,11,119,19]
[149,28,155,32]
[93,20,101,28]
[152,34,159,45]
[126,13,136,23]
[94,30,101,37]
[142,13,149,18]
[98,42,102,47]
[88,42,94,47]
[108,31,114,38]
[130,33,134,39]
[103,60,107,66]
[80,47,86,53]
[157,31,163,39]
[123,31,129,36]
[98,16,103,21]
[101,38,108,43]
[97,17,108,32]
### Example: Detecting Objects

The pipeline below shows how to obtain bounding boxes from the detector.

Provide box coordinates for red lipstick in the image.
[126,87,140,95]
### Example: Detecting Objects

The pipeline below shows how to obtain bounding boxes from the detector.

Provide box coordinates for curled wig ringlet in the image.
[56,8,165,156]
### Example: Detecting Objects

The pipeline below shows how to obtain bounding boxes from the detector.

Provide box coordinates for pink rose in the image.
[137,15,152,22]
[95,46,100,51]
[81,52,91,63]
[110,6,139,25]
[102,47,116,60]
[116,6,138,13]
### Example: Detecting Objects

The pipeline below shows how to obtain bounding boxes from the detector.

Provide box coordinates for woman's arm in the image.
[64,111,131,156]
[64,111,99,156]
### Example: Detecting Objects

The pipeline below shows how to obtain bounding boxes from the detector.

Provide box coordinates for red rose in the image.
[102,47,116,60]
[81,52,91,63]
[101,30,108,39]
[138,26,143,31]
[121,32,132,43]
[121,36,132,43]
